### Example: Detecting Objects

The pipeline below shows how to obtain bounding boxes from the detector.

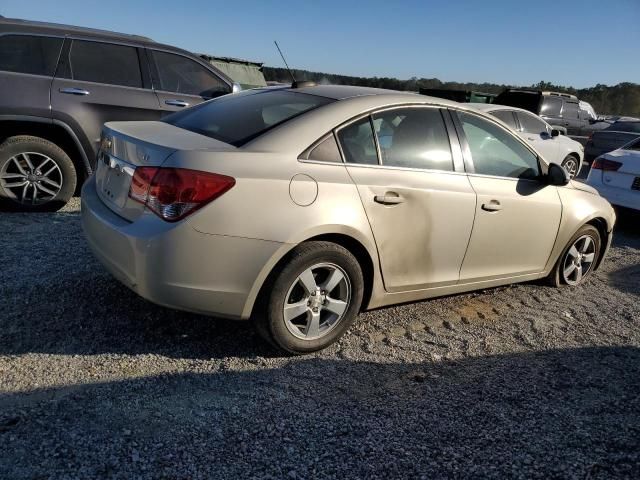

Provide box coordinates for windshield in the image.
[164,89,334,146]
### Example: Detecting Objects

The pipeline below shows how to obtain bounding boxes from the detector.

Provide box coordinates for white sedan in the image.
[586,137,640,211]
[472,104,585,178]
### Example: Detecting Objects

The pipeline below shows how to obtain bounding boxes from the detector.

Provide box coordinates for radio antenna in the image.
[274,41,296,84]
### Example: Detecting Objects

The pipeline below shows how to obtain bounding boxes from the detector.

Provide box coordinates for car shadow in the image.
[1,346,639,478]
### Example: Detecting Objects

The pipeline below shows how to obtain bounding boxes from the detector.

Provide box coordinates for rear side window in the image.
[540,97,562,117]
[302,134,342,163]
[151,50,230,98]
[166,90,334,147]
[67,40,142,88]
[517,112,549,135]
[491,110,517,129]
[0,35,63,76]
[336,117,378,165]
[371,107,453,171]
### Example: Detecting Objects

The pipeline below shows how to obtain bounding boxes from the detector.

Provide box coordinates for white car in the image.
[585,137,640,211]
[472,104,585,178]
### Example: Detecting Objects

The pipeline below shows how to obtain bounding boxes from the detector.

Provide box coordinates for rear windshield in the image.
[165,89,334,146]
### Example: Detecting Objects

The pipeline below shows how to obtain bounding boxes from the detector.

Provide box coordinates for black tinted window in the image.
[608,122,640,133]
[0,35,62,76]
[517,112,549,135]
[491,110,517,129]
[152,51,229,97]
[166,90,333,146]
[371,108,453,171]
[337,117,378,165]
[540,97,562,116]
[305,134,342,163]
[68,40,142,87]
[562,102,579,119]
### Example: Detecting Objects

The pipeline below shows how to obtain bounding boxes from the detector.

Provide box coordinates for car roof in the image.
[469,103,535,115]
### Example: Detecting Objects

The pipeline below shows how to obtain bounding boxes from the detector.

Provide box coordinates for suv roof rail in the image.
[541,91,578,99]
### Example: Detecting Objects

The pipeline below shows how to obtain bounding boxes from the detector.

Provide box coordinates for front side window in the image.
[0,35,63,76]
[491,110,517,129]
[336,117,378,165]
[458,112,540,180]
[151,50,229,98]
[517,112,549,135]
[67,40,142,88]
[166,90,333,146]
[562,101,579,119]
[540,97,562,117]
[371,108,453,171]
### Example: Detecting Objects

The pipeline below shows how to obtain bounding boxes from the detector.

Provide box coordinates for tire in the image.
[547,224,601,287]
[561,154,581,179]
[0,135,76,212]
[256,241,364,354]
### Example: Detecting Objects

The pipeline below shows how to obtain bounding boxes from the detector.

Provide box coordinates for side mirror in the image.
[551,129,560,137]
[547,163,570,186]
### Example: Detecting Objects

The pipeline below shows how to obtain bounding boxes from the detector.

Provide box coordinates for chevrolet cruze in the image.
[81,85,616,353]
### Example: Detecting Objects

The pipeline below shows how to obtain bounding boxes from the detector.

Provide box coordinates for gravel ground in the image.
[1,196,639,479]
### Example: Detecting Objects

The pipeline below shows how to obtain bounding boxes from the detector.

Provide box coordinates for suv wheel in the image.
[257,241,364,354]
[0,135,77,212]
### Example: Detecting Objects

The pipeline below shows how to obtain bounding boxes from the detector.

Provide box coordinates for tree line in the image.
[263,67,640,117]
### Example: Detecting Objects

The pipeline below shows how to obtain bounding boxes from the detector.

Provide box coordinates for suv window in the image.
[562,101,579,119]
[336,117,378,165]
[166,90,333,147]
[491,110,517,129]
[516,112,549,135]
[151,50,229,98]
[371,108,453,170]
[67,40,142,88]
[540,97,562,117]
[0,35,63,76]
[458,112,540,180]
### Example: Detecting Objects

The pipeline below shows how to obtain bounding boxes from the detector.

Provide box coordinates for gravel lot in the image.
[1,196,639,479]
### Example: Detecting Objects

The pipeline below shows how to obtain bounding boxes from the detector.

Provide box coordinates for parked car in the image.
[585,120,640,163]
[470,104,584,178]
[0,17,238,211]
[493,89,608,141]
[586,137,640,211]
[81,85,615,353]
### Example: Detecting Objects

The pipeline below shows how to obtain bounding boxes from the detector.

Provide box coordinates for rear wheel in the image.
[547,224,601,287]
[561,154,580,179]
[257,241,364,354]
[0,135,76,212]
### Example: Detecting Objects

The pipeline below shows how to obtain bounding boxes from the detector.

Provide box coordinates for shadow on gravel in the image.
[1,346,639,479]
[608,264,640,298]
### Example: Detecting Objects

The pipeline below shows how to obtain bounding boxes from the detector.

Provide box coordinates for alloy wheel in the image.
[562,235,596,285]
[0,152,63,205]
[283,262,351,340]
[562,157,579,179]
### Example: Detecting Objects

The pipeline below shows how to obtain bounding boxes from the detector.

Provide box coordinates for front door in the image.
[338,107,476,292]
[453,110,562,281]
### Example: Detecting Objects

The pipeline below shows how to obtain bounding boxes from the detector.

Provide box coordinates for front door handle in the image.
[165,99,190,108]
[481,200,503,212]
[374,192,404,205]
[60,87,90,96]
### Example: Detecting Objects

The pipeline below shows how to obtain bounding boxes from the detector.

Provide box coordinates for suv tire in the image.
[0,135,76,212]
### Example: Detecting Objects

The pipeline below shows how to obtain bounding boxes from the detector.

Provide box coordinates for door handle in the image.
[481,200,503,212]
[59,87,90,96]
[374,192,404,205]
[165,99,190,108]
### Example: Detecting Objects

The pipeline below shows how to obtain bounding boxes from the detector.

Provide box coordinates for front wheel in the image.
[561,154,581,179]
[257,241,364,354]
[547,224,601,287]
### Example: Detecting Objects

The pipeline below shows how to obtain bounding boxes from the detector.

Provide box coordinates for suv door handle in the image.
[59,87,90,96]
[165,100,190,107]
[374,192,404,205]
[481,200,503,212]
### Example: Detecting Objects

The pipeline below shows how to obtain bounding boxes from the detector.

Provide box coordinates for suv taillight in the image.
[591,158,622,171]
[129,167,235,221]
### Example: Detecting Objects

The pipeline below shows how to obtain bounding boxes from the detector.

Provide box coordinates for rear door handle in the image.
[165,99,190,108]
[481,200,503,212]
[374,192,404,205]
[59,87,90,96]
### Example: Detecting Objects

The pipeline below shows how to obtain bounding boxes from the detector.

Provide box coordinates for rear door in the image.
[453,110,562,281]
[147,49,232,113]
[339,106,476,292]
[51,38,162,163]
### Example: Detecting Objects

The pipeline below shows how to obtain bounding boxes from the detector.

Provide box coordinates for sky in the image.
[2,0,639,88]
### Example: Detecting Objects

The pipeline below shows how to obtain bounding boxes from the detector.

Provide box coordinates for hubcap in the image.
[562,235,596,285]
[283,263,351,340]
[563,158,578,179]
[0,152,63,205]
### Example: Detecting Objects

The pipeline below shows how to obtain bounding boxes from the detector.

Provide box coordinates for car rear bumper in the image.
[81,177,284,319]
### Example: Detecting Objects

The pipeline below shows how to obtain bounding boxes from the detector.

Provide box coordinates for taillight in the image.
[591,158,622,171]
[129,167,235,221]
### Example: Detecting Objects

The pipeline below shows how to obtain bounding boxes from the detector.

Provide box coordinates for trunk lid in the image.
[598,150,640,192]
[95,121,235,222]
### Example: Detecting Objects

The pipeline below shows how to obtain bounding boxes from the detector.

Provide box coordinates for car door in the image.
[338,106,476,292]
[51,38,162,162]
[453,110,562,281]
[514,111,560,164]
[561,100,582,137]
[147,49,232,113]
